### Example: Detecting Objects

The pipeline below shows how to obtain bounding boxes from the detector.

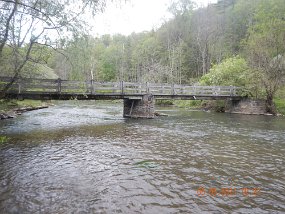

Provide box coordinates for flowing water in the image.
[0,101,284,214]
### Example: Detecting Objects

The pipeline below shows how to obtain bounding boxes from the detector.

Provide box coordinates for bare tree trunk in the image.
[0,0,18,57]
[179,46,182,84]
[265,93,277,115]
[0,40,35,99]
[202,51,206,76]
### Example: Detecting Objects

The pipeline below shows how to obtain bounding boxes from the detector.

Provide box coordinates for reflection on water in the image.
[0,101,284,213]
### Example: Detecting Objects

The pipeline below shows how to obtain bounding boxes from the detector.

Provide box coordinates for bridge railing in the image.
[0,76,241,97]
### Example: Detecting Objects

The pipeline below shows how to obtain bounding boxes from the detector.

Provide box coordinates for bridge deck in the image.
[0,76,243,100]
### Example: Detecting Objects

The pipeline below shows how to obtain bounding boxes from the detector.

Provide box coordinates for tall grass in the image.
[0,136,9,144]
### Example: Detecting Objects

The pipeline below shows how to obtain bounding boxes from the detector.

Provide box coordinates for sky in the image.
[91,0,218,36]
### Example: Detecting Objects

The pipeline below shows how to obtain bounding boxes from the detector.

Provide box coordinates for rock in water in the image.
[154,112,168,117]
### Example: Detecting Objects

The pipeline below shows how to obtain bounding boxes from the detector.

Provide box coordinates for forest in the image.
[0,0,285,114]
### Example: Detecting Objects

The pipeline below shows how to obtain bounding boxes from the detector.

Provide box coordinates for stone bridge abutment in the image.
[123,94,155,118]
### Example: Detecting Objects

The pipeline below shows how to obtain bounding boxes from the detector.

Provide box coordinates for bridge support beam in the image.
[123,94,155,118]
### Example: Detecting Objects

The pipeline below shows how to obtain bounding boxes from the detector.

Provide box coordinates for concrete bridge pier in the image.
[123,94,155,118]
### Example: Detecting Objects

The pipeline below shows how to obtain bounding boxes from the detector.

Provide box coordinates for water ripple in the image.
[0,104,284,213]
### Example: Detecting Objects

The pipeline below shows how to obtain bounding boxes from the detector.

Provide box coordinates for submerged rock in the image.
[154,112,168,117]
[0,113,8,120]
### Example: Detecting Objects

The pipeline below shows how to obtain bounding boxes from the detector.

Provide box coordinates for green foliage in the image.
[0,99,44,112]
[224,0,258,53]
[244,0,285,113]
[200,56,251,86]
[274,98,285,115]
[99,44,120,81]
[276,87,285,98]
[0,136,9,144]
[174,100,203,108]
[155,100,174,106]
[274,86,285,115]
[0,0,283,107]
[51,0,285,88]
[174,99,226,113]
[0,0,107,93]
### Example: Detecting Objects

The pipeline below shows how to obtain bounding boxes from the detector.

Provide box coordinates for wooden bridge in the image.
[0,76,243,118]
[0,76,242,100]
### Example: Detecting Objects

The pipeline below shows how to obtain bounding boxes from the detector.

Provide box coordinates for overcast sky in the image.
[91,0,217,36]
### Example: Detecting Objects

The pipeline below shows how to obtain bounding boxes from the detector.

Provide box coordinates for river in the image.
[0,101,284,214]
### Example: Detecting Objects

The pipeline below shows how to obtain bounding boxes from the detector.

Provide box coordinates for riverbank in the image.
[0,99,51,120]
[156,100,226,112]
[156,99,285,116]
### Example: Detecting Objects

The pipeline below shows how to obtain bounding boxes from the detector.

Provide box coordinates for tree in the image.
[157,0,194,82]
[0,0,106,97]
[131,33,168,83]
[191,6,219,76]
[223,0,258,54]
[245,0,285,114]
[200,56,253,94]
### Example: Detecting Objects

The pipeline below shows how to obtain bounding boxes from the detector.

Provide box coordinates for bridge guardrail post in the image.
[57,78,61,94]
[17,78,21,94]
[121,81,124,94]
[146,82,149,94]
[233,87,237,96]
[91,79,95,94]
[171,83,174,95]
[217,86,221,95]
[212,86,216,96]
[138,83,142,94]
[230,85,233,96]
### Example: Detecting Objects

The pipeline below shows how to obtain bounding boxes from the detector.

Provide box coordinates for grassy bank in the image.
[156,99,225,112]
[174,100,203,109]
[0,99,47,112]
[274,98,285,115]
[275,87,285,115]
[0,136,9,144]
[155,100,174,106]
[174,100,226,112]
